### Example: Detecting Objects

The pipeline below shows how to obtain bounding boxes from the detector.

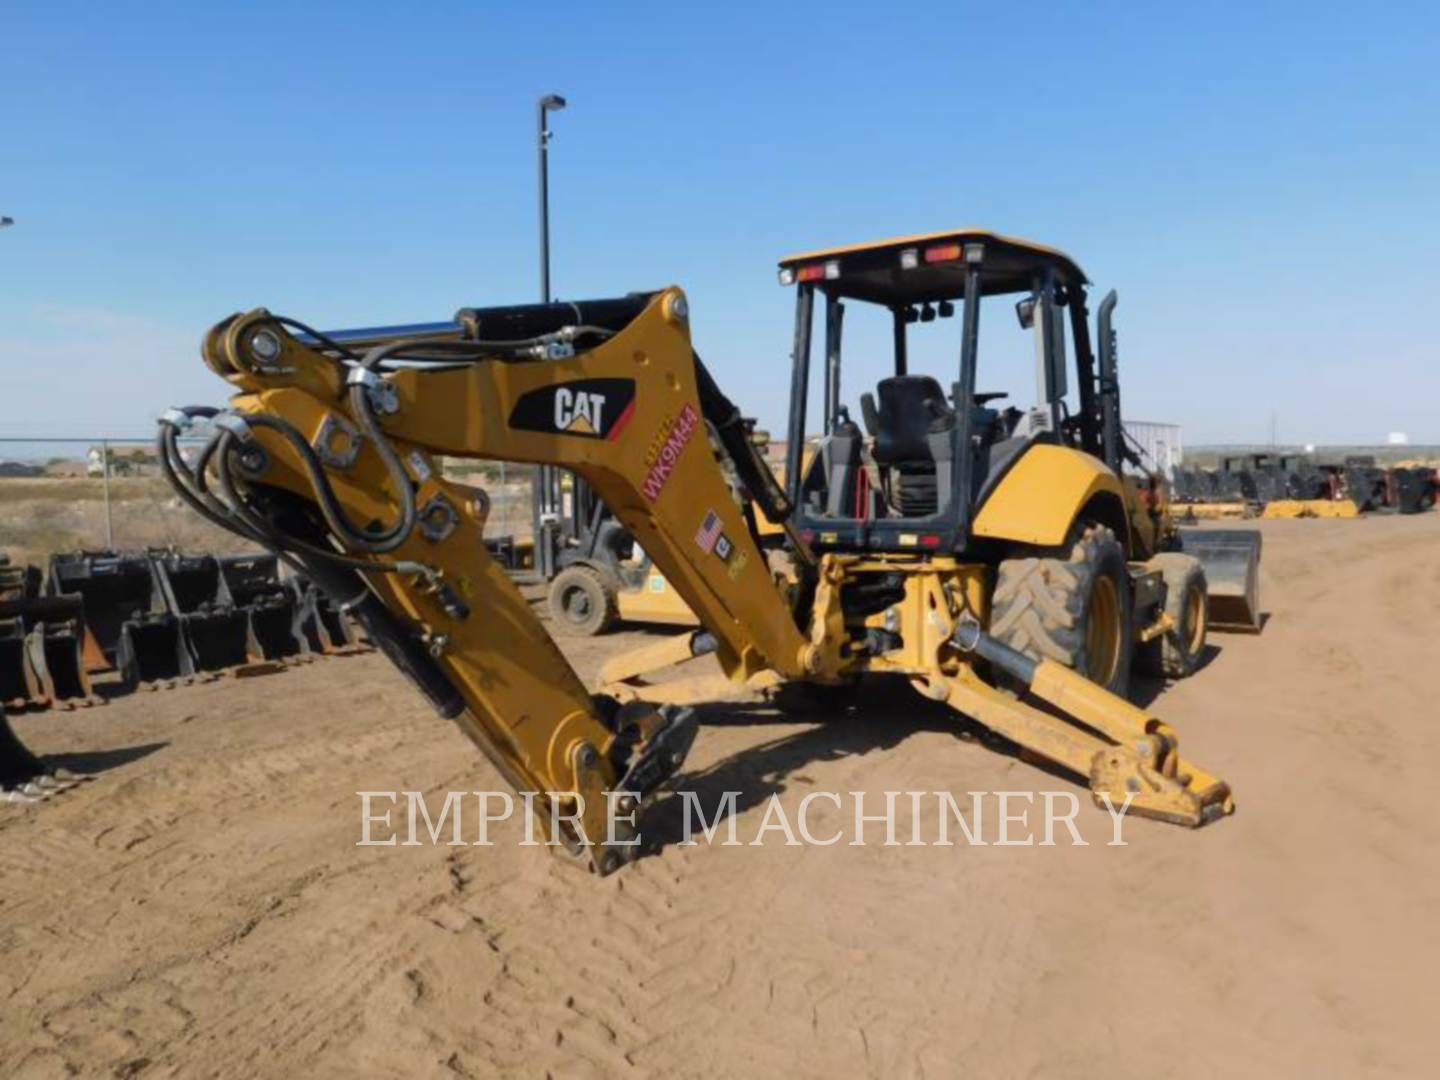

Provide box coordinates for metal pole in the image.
[538,93,566,305]
[101,439,114,549]
[536,94,566,580]
[538,101,551,304]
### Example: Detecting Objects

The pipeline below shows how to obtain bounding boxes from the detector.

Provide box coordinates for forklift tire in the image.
[991,524,1133,698]
[1138,554,1208,679]
[548,566,618,636]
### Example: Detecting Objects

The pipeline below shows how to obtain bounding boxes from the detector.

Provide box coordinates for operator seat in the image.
[860,376,955,517]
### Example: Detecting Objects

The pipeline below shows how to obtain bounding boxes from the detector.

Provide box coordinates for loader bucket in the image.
[0,617,42,708]
[48,552,164,670]
[1176,527,1263,633]
[118,615,191,686]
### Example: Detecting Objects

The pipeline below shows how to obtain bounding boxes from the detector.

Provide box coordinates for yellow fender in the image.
[971,444,1129,548]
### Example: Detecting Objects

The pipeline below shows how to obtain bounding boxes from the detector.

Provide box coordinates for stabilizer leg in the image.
[946,619,1234,827]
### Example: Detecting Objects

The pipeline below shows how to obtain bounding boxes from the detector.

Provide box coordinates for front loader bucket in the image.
[118,615,191,686]
[1177,527,1263,633]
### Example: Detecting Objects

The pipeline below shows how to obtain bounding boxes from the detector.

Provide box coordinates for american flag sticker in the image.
[695,510,723,553]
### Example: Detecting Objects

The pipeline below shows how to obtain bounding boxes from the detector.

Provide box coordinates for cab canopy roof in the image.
[777,228,1088,306]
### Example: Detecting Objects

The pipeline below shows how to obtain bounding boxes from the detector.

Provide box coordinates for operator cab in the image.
[778,229,1117,554]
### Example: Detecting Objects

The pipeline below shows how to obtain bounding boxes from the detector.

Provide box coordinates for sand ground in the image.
[2,515,1437,1078]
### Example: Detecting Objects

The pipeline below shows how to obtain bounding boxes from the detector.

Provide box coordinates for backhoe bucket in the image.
[0,617,41,708]
[48,552,163,670]
[152,554,254,672]
[247,595,305,660]
[118,615,191,686]
[29,618,93,704]
[0,592,93,707]
[292,577,360,653]
[218,555,305,660]
[1177,527,1263,633]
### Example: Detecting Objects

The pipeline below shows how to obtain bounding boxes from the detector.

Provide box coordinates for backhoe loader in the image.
[160,229,1252,875]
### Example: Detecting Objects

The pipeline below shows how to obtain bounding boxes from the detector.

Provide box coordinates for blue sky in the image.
[2,1,1437,444]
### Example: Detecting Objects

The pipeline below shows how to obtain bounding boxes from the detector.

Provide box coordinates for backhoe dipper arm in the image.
[163,289,820,874]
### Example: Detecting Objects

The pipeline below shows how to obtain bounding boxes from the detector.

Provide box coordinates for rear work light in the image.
[778,267,796,285]
[899,248,920,270]
[924,243,963,263]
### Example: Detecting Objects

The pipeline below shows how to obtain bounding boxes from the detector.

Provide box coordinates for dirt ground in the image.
[2,515,1437,1078]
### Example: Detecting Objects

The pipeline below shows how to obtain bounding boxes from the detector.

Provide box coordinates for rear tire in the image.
[991,524,1133,698]
[1138,554,1208,679]
[547,565,618,636]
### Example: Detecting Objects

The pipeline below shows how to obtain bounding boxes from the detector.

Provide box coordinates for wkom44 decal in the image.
[641,403,701,501]
[508,378,637,440]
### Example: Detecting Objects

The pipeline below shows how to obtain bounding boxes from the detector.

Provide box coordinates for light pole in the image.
[534,95,569,578]
[537,94,566,303]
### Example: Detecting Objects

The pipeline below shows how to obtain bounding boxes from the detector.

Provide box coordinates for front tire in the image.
[1138,553,1208,679]
[991,524,1134,698]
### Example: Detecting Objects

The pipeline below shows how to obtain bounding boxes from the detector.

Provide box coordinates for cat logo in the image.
[508,378,636,441]
[554,387,606,435]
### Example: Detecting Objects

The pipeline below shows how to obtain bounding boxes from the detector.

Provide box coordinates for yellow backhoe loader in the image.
[160,229,1256,874]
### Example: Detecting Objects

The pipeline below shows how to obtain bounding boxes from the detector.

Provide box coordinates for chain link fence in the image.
[0,438,536,568]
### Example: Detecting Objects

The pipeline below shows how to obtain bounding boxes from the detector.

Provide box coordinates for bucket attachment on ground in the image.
[117,615,192,686]
[151,553,255,672]
[291,577,362,653]
[218,554,306,661]
[47,551,166,671]
[0,617,41,709]
[1176,527,1263,633]
[0,580,95,708]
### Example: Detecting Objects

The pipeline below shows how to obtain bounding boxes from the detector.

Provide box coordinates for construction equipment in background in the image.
[7,549,370,697]
[169,228,1259,874]
[1172,453,1436,520]
[1393,466,1438,514]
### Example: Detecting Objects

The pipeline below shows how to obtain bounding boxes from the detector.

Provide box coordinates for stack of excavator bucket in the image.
[217,554,309,661]
[0,555,97,709]
[291,573,365,654]
[49,551,191,687]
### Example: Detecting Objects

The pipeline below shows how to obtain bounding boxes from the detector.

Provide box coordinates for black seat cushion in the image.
[865,376,954,463]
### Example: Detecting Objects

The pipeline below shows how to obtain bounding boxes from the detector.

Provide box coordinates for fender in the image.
[971,444,1129,549]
